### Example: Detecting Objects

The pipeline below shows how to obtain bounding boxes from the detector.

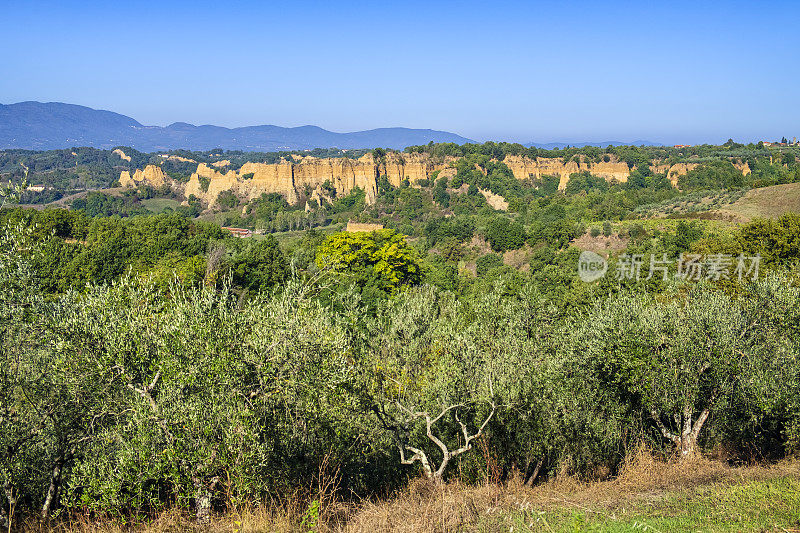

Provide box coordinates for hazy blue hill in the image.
[0,101,144,149]
[0,101,475,151]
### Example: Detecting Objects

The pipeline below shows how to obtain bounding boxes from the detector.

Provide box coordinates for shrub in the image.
[476,253,504,277]
[216,190,239,209]
[485,217,526,252]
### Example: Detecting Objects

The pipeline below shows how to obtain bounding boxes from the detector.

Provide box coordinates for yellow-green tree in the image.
[316,229,421,293]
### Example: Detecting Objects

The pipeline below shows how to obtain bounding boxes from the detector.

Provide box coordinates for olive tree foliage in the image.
[360,279,562,484]
[730,276,800,450]
[52,277,385,520]
[0,224,43,529]
[563,280,800,460]
[362,285,498,484]
[0,228,384,523]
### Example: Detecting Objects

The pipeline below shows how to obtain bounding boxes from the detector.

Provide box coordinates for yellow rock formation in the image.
[118,152,752,208]
[502,155,630,190]
[346,221,384,232]
[112,148,131,162]
[119,165,169,188]
[665,163,699,186]
[159,154,196,163]
[480,188,509,210]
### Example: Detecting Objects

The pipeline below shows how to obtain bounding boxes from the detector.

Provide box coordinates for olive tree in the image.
[568,281,798,459]
[53,276,367,520]
[362,281,555,485]
[0,225,41,529]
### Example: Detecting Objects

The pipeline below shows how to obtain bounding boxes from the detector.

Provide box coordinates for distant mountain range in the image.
[0,102,475,151]
[525,140,660,149]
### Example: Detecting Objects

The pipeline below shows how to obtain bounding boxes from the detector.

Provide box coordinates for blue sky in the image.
[1,0,798,144]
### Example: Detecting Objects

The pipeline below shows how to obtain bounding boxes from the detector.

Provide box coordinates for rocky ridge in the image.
[119,153,752,208]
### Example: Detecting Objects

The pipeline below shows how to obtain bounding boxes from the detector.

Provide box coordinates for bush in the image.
[476,253,504,277]
[628,223,646,240]
[216,190,239,209]
[484,217,526,252]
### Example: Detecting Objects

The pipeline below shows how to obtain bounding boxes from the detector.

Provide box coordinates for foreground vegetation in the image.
[2,220,800,529]
[17,455,800,532]
[2,141,800,530]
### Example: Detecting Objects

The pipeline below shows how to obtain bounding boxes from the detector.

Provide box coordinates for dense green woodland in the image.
[1,141,800,526]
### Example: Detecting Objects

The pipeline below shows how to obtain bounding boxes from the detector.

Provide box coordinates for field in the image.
[140,197,183,213]
[633,189,748,219]
[713,182,800,222]
[22,454,800,532]
[629,183,800,224]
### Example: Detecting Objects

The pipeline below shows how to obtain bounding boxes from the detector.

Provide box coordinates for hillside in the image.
[0,102,475,151]
[116,150,746,209]
[713,182,800,221]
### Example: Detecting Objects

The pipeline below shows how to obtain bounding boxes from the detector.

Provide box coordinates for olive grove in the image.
[1,224,799,526]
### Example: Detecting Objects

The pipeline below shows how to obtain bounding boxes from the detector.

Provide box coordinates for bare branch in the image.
[449,402,496,459]
[399,445,433,479]
[394,399,496,483]
[690,408,710,441]
[428,404,464,426]
[146,369,162,393]
[651,409,679,444]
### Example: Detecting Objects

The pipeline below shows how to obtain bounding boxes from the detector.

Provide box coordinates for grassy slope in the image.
[346,454,800,533]
[140,198,182,213]
[714,182,800,222]
[495,478,800,532]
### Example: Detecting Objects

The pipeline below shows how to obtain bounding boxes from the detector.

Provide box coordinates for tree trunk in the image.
[524,457,544,487]
[193,476,219,524]
[2,480,15,533]
[395,401,496,485]
[41,461,63,521]
[652,405,710,460]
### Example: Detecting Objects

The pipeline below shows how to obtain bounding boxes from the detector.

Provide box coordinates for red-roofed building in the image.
[222,227,253,238]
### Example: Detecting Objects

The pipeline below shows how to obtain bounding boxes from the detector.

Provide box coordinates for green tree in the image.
[484,217,526,252]
[476,253,504,277]
[231,235,288,292]
[216,190,239,209]
[566,282,798,458]
[316,229,422,293]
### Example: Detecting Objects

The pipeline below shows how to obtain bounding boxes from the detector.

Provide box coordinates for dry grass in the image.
[20,450,800,532]
[343,448,800,533]
[571,232,629,255]
[713,182,800,222]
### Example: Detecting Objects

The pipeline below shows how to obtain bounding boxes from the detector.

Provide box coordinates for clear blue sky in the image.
[2,0,798,144]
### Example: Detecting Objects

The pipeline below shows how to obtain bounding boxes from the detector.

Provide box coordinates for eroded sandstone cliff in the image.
[118,152,751,208]
[120,153,449,207]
